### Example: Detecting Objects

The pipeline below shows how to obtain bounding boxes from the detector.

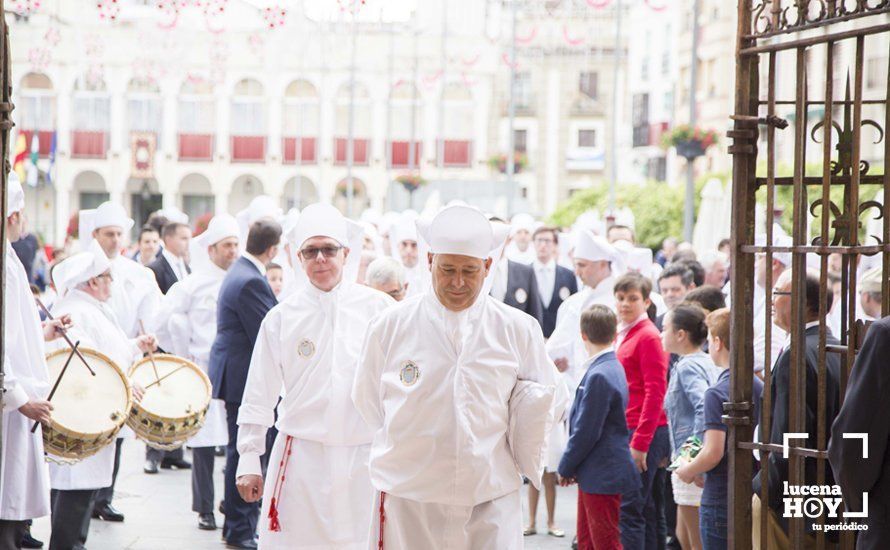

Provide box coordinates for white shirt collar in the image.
[244,252,267,276]
[162,248,182,267]
[586,346,615,365]
[618,313,649,334]
[533,259,555,271]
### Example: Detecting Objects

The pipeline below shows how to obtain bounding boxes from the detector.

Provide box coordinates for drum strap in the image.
[377,491,386,550]
[268,435,295,532]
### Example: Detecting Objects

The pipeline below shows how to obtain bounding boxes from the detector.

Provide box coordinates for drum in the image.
[43,347,132,461]
[127,354,211,450]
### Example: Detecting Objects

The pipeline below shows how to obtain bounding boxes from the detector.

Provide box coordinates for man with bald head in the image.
[354,205,562,549]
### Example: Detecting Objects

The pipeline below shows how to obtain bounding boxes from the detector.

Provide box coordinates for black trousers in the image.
[223,402,259,544]
[0,519,26,550]
[49,489,95,550]
[94,438,123,508]
[145,444,185,463]
[192,446,216,515]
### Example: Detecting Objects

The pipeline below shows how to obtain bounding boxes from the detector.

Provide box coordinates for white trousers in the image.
[369,490,523,550]
[258,437,373,550]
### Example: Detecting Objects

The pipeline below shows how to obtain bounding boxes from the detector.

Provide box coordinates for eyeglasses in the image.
[299,246,342,260]
[96,272,114,282]
[385,287,406,299]
[772,289,792,296]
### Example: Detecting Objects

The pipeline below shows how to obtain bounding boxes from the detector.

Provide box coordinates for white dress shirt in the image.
[489,258,510,302]
[162,248,187,281]
[533,259,556,309]
[243,252,267,276]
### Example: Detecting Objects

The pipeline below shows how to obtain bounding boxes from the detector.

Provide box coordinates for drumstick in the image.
[35,298,96,376]
[138,320,162,386]
[144,364,189,389]
[31,341,80,433]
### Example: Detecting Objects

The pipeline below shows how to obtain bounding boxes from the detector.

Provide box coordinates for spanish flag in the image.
[12,133,27,182]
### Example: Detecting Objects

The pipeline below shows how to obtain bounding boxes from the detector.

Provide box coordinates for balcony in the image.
[19,130,54,157]
[437,139,473,167]
[71,131,108,159]
[334,137,370,165]
[231,136,266,163]
[282,137,317,164]
[178,133,214,161]
[388,141,423,169]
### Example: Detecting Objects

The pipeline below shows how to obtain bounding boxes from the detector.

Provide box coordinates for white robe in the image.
[236,280,395,549]
[107,254,161,338]
[402,263,431,298]
[504,241,536,265]
[1,243,51,520]
[48,289,142,490]
[353,293,560,549]
[153,263,228,448]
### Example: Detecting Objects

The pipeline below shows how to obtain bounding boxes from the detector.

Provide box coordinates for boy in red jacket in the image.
[614,273,670,549]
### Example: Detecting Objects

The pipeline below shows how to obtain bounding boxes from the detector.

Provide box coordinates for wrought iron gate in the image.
[0,0,13,475]
[729,1,890,548]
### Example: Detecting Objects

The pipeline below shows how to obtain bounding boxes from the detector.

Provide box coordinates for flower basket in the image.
[395,173,427,193]
[487,152,528,174]
[661,125,719,160]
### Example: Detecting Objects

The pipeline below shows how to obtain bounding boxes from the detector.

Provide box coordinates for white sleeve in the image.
[2,277,31,412]
[156,282,191,358]
[235,424,267,478]
[352,320,386,430]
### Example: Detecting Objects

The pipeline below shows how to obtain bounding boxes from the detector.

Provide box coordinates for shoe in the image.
[225,539,258,549]
[523,527,537,536]
[219,500,226,515]
[92,503,125,522]
[160,457,192,470]
[144,458,160,474]
[20,531,43,549]
[572,535,578,550]
[547,527,565,537]
[198,513,217,530]
[215,446,226,457]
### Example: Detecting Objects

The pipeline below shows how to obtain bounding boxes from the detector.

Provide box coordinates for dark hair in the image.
[146,213,169,234]
[614,272,652,300]
[138,225,159,241]
[532,226,559,244]
[667,303,709,346]
[246,219,282,256]
[580,304,617,345]
[675,259,705,287]
[718,238,731,250]
[658,264,694,287]
[806,270,833,318]
[161,222,188,240]
[671,249,697,263]
[607,224,635,242]
[706,308,731,351]
[266,262,283,271]
[684,285,727,313]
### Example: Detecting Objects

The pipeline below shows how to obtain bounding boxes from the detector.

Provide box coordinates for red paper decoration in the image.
[96,0,120,21]
[10,0,41,16]
[262,6,287,29]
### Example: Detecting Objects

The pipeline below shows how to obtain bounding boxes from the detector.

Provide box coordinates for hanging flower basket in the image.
[661,125,719,160]
[487,152,529,174]
[395,173,427,193]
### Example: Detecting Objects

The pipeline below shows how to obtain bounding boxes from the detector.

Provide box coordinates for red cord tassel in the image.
[378,492,386,550]
[268,497,281,532]
[267,436,294,533]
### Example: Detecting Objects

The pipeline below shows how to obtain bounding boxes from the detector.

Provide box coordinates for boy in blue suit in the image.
[558,304,641,549]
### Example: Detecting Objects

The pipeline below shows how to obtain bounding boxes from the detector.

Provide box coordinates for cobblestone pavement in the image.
[32,441,578,549]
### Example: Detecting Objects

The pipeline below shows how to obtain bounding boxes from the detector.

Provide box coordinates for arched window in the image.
[72,74,110,158]
[334,81,371,165]
[17,72,55,157]
[231,78,266,162]
[127,77,163,147]
[177,78,215,161]
[388,82,422,169]
[440,82,474,167]
[283,80,319,164]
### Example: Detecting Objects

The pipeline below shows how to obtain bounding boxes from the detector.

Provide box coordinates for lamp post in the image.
[684,0,701,242]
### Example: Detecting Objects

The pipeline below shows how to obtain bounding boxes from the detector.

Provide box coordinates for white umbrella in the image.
[693,178,729,257]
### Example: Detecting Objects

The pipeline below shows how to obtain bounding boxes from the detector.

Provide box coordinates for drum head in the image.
[45,348,130,435]
[130,355,210,419]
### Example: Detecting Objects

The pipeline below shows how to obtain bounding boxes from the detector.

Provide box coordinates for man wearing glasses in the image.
[234,203,394,549]
[364,256,409,301]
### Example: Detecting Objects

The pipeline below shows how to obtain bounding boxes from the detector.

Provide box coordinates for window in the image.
[514,72,533,108]
[579,72,598,100]
[513,129,528,153]
[578,129,596,148]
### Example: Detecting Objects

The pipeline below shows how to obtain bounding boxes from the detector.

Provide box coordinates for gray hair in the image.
[365,256,406,287]
[699,250,728,271]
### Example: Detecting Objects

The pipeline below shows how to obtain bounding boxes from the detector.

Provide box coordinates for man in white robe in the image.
[1,176,68,549]
[546,230,620,390]
[235,203,395,549]
[504,212,538,264]
[353,204,561,549]
[46,241,157,550]
[389,211,431,298]
[154,214,240,532]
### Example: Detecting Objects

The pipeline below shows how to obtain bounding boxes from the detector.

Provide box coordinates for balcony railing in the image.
[19,130,54,157]
[437,139,473,167]
[231,136,266,163]
[282,137,317,164]
[178,133,215,161]
[71,131,108,159]
[334,137,370,165]
[388,141,423,169]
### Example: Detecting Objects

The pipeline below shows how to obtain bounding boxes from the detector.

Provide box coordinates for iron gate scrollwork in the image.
[730,1,890,548]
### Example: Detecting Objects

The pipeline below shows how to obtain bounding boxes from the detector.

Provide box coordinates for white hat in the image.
[574,230,618,263]
[199,214,240,247]
[754,229,792,267]
[6,172,24,217]
[53,239,112,295]
[626,247,655,278]
[510,213,536,236]
[155,206,189,225]
[236,195,282,242]
[289,203,361,249]
[417,205,510,260]
[280,208,301,238]
[860,266,884,294]
[390,211,420,248]
[93,201,135,233]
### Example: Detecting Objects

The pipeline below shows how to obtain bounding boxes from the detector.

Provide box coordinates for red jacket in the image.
[616,318,669,452]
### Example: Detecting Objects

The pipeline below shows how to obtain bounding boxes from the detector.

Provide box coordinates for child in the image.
[558,304,641,550]
[613,273,670,549]
[675,308,763,550]
[661,303,720,550]
[265,262,284,297]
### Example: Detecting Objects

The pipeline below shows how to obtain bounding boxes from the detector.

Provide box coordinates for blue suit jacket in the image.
[500,260,544,325]
[558,351,642,496]
[209,256,277,404]
[541,265,578,338]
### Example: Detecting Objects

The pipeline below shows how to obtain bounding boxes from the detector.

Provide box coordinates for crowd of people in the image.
[2,171,889,550]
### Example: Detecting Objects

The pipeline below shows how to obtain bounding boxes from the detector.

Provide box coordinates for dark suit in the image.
[753,324,842,537]
[559,351,641,496]
[209,256,277,544]
[830,316,890,549]
[498,260,544,325]
[148,253,190,295]
[539,264,578,338]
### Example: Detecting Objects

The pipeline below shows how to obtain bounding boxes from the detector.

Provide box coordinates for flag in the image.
[26,133,39,186]
[12,133,27,182]
[46,131,56,186]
